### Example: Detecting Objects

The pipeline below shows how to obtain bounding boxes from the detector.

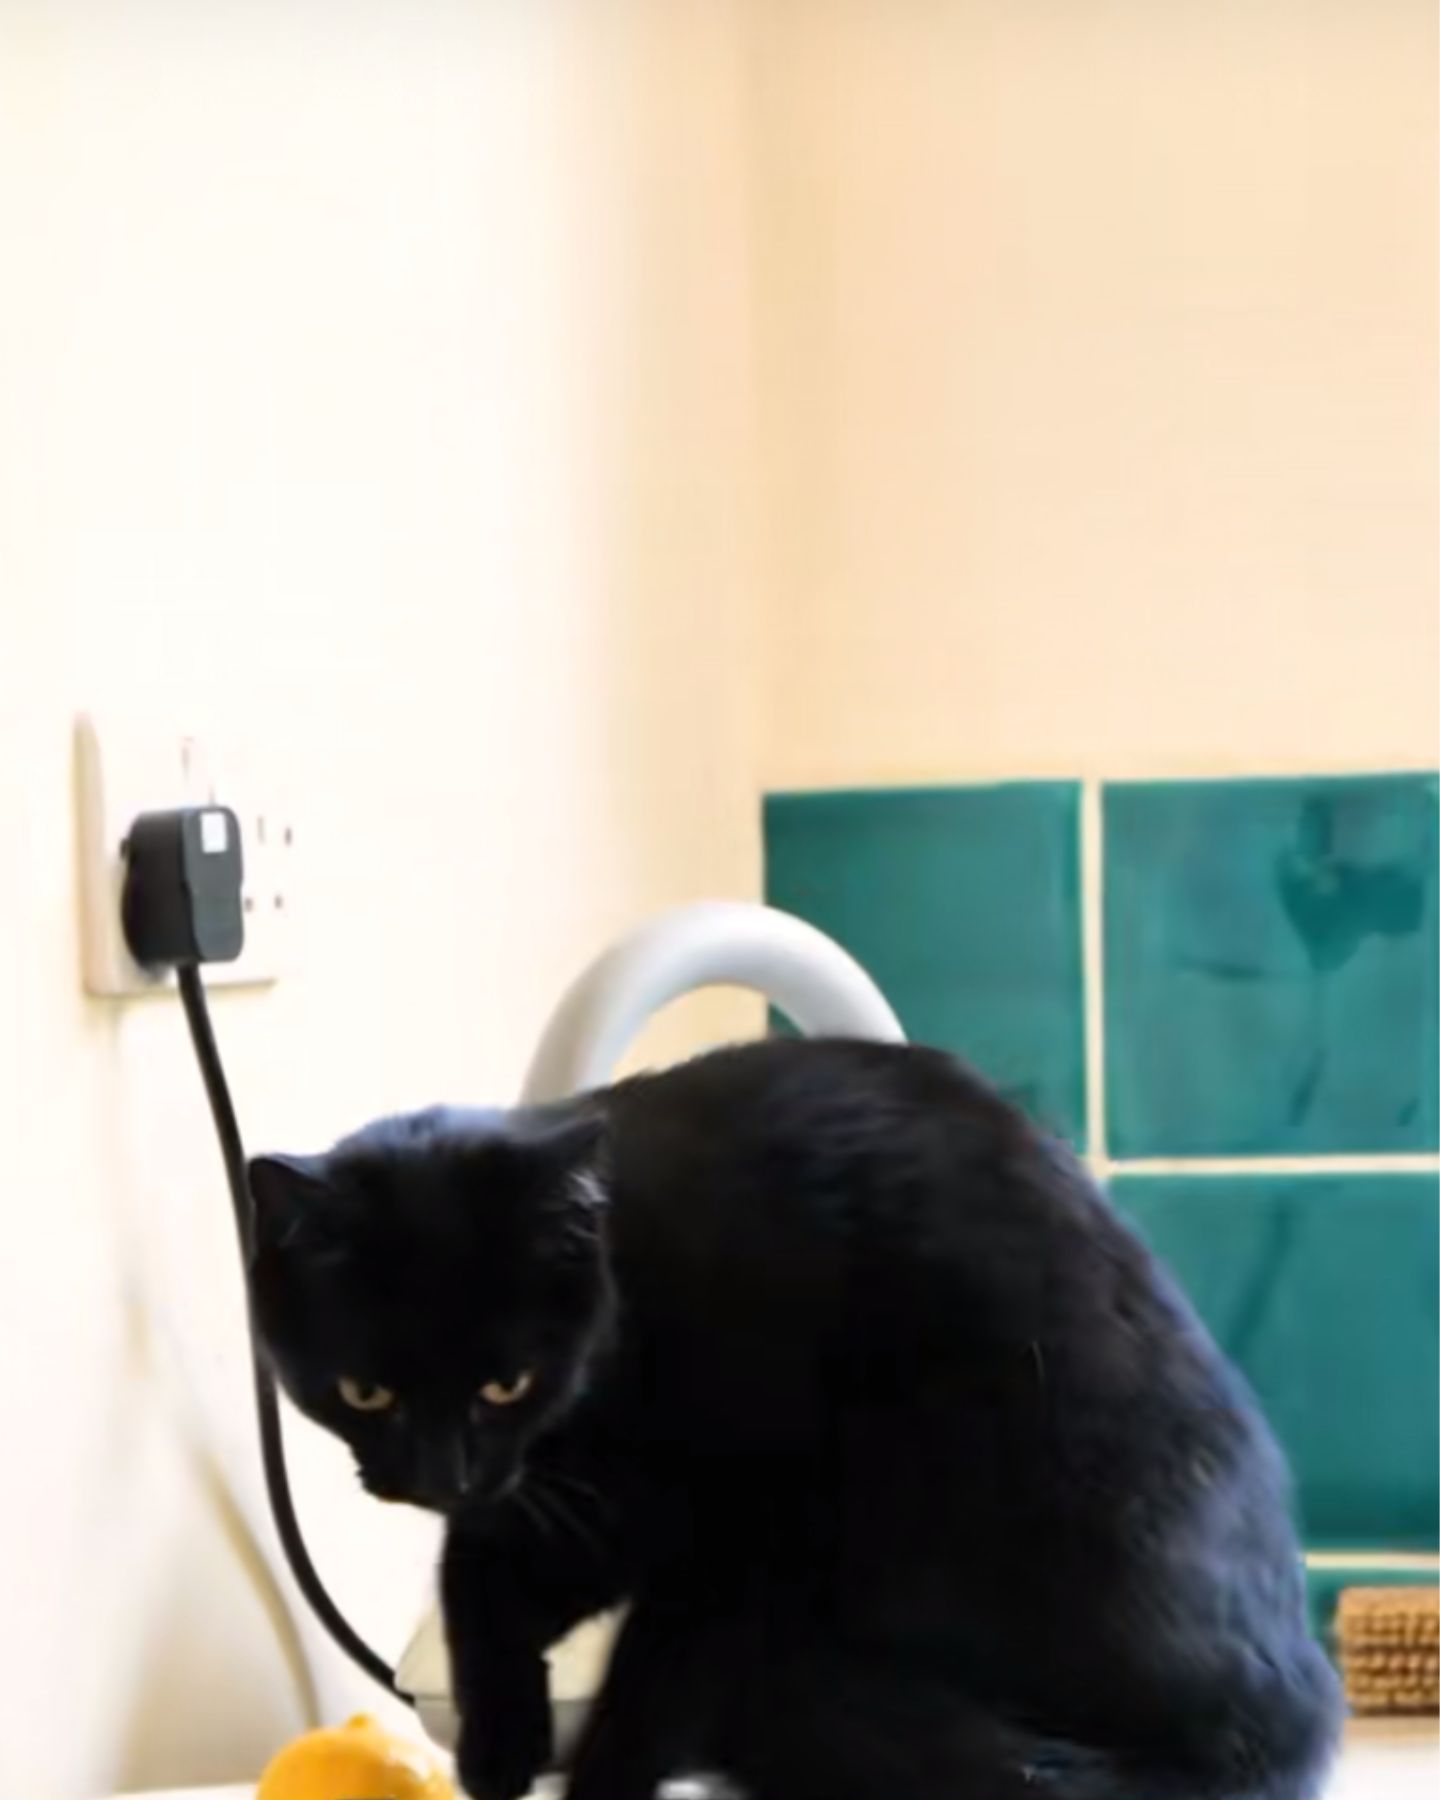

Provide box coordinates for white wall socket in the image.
[75,711,298,997]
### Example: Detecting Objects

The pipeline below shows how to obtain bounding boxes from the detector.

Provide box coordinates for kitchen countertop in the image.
[113,1719,1440,1800]
[1324,1720,1438,1799]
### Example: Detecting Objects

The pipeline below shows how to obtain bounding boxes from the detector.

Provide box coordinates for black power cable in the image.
[118,805,403,1699]
[176,963,405,1698]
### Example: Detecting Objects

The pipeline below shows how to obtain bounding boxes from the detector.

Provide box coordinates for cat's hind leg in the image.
[566,1613,1053,1800]
[734,1645,1063,1800]
[562,1600,762,1800]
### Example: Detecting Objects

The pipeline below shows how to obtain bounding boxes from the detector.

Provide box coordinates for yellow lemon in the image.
[256,1714,455,1800]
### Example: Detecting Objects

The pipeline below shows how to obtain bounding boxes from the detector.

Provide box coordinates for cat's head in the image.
[247,1106,610,1514]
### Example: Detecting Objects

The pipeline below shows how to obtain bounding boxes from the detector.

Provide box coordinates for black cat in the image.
[249,1039,1342,1800]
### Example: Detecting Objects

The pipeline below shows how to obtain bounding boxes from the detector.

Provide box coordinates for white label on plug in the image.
[201,811,230,855]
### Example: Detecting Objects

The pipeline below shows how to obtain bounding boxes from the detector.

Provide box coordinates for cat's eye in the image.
[478,1371,534,1408]
[338,1377,396,1413]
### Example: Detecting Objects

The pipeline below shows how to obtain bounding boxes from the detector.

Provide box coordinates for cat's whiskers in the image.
[525,1471,606,1563]
[510,1483,556,1544]
[544,1466,611,1514]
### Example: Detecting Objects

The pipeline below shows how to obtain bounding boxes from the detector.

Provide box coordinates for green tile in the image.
[1114,1174,1440,1552]
[764,784,1085,1143]
[1104,775,1439,1156]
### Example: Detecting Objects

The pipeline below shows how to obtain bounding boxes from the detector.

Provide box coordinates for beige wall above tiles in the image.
[752,1,1438,787]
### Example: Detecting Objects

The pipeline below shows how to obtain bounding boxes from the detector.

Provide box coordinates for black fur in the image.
[250,1040,1341,1800]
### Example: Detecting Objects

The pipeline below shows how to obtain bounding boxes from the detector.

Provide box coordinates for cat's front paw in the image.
[455,1660,553,1800]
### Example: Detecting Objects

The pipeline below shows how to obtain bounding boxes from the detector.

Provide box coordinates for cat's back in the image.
[597,1038,1143,1387]
[599,1037,1263,1493]
[603,1036,1104,1275]
[605,1035,1028,1207]
[595,1040,1024,1428]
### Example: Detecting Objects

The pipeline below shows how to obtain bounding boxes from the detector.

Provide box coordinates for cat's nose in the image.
[415,1435,472,1509]
[467,1461,521,1505]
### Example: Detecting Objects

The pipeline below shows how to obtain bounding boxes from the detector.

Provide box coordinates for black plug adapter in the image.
[121,806,246,970]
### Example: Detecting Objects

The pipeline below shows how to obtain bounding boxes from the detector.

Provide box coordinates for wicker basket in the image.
[1335,1586,1439,1716]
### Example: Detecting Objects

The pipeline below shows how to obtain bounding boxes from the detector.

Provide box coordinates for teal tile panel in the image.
[764,784,1085,1143]
[1114,1173,1440,1552]
[1104,775,1439,1156]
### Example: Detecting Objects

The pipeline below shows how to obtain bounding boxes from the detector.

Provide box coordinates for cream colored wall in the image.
[754,0,1438,786]
[0,2,758,1791]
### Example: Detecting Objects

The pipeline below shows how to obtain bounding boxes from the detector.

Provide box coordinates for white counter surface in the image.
[114,1719,1439,1800]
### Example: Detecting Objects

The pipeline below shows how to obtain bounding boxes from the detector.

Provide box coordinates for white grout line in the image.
[1079,779,1109,1169]
[1103,1155,1440,1180]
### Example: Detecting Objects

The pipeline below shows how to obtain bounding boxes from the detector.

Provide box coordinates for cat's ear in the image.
[528,1111,606,1174]
[505,1111,608,1213]
[247,1152,334,1251]
[541,1113,609,1215]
